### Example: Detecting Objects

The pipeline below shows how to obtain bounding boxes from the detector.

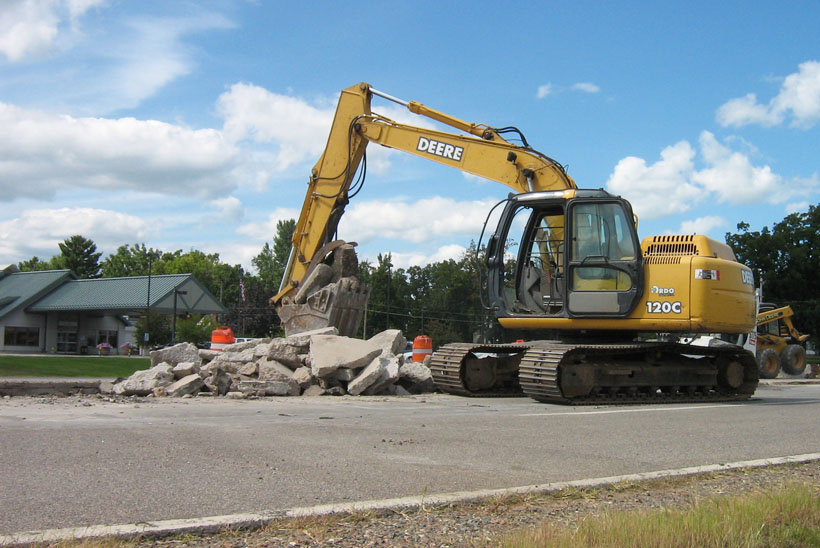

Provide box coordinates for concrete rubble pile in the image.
[110,328,436,399]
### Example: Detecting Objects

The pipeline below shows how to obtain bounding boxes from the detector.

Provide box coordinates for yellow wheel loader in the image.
[756,303,810,378]
[271,83,759,404]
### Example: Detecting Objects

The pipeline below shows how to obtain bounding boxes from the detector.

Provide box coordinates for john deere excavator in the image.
[271,82,759,404]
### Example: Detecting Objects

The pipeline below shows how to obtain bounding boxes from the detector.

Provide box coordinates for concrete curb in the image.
[3,452,820,547]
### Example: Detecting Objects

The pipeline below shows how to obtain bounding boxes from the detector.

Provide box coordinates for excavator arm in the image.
[272,82,575,315]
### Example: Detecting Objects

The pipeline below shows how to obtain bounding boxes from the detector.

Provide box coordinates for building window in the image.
[4,326,40,347]
[97,330,118,347]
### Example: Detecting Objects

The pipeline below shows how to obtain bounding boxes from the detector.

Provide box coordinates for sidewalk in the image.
[0,377,116,397]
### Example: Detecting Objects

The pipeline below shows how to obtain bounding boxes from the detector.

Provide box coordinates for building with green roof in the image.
[0,267,227,354]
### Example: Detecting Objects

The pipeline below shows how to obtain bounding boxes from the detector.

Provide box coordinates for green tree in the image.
[253,219,296,294]
[726,204,820,337]
[176,314,217,345]
[100,244,161,278]
[17,256,61,271]
[58,235,102,278]
[134,312,172,347]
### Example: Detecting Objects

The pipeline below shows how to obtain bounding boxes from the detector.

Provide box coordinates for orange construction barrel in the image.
[412,335,433,362]
[211,326,235,352]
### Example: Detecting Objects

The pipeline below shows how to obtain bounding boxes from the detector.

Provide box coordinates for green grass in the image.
[0,355,149,378]
[500,483,820,548]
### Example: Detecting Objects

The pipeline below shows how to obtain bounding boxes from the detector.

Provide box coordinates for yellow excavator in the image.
[271,82,759,404]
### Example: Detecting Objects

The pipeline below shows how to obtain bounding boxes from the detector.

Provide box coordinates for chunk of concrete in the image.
[301,384,325,397]
[399,361,433,384]
[364,355,401,395]
[294,263,334,304]
[172,361,199,379]
[368,329,407,356]
[284,326,339,348]
[292,366,313,389]
[237,380,291,396]
[347,357,386,396]
[257,358,294,382]
[204,368,232,396]
[399,361,436,394]
[198,349,220,363]
[330,244,359,281]
[218,348,256,364]
[238,361,258,376]
[310,335,382,378]
[150,343,201,367]
[165,374,204,397]
[113,364,174,396]
[223,338,271,353]
[267,339,304,369]
[333,368,358,382]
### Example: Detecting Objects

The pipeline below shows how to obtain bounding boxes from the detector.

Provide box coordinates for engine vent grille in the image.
[644,235,699,257]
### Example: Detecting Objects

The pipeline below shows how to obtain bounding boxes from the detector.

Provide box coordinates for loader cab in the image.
[485,190,644,320]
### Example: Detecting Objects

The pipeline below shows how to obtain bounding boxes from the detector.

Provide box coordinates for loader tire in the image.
[780,344,807,376]
[757,348,781,379]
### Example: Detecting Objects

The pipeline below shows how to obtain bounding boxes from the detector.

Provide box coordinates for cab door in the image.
[566,200,643,316]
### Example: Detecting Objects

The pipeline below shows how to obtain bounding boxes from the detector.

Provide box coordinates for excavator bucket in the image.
[277,277,371,338]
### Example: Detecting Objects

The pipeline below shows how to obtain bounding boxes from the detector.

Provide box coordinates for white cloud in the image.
[0,0,63,61]
[606,132,817,220]
[386,244,467,269]
[606,141,701,219]
[572,82,601,93]
[785,201,809,214]
[716,61,820,128]
[338,197,498,244]
[209,196,244,222]
[677,216,727,235]
[0,207,158,262]
[693,131,782,204]
[0,102,238,200]
[536,84,553,99]
[0,0,106,61]
[236,208,301,241]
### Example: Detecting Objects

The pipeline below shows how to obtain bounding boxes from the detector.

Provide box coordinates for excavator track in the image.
[430,341,759,405]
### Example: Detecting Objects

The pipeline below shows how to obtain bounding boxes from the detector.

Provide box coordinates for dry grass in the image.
[500,483,820,548]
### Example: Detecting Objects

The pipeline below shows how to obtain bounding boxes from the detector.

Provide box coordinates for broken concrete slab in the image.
[292,367,313,389]
[368,329,407,356]
[223,338,271,353]
[113,364,174,396]
[347,357,386,396]
[171,361,199,379]
[309,335,382,378]
[257,358,294,382]
[204,369,232,396]
[284,326,339,348]
[150,343,201,367]
[301,384,325,397]
[165,374,205,398]
[267,339,304,369]
[364,355,401,395]
[294,263,334,304]
[237,380,291,396]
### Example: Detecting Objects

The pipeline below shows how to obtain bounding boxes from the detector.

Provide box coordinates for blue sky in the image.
[0,0,818,273]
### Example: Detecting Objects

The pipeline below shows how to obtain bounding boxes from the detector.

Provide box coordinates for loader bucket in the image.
[277,277,371,338]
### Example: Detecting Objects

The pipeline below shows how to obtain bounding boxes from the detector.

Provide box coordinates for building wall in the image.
[1,310,136,354]
[0,308,47,353]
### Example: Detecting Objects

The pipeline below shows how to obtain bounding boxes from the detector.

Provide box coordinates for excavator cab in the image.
[486,190,643,321]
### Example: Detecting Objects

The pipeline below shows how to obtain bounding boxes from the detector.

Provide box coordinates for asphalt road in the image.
[1,383,819,534]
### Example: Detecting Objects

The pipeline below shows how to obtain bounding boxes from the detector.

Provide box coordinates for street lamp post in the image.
[386,261,393,330]
[171,289,188,344]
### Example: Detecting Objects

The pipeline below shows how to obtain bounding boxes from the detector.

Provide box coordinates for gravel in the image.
[131,459,820,548]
